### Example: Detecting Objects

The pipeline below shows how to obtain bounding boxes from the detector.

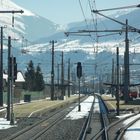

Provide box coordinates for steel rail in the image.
[31,97,88,140]
[5,98,84,140]
[90,94,109,140]
[116,116,140,140]
[92,112,138,140]
[31,111,69,140]
[6,107,68,140]
[77,95,95,140]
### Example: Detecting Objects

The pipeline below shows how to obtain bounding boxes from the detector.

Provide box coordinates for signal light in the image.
[77,62,82,78]
[9,57,17,81]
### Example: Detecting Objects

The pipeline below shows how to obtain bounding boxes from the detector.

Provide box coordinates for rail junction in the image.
[0,94,139,140]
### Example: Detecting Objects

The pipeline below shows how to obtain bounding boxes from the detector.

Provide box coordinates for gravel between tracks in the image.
[0,117,41,140]
[0,110,86,140]
[38,118,85,140]
[0,96,87,140]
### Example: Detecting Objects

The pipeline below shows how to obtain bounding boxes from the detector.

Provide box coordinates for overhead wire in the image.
[79,0,100,54]
[89,0,99,53]
[92,1,119,52]
[78,0,96,41]
[87,0,98,53]
[78,0,89,30]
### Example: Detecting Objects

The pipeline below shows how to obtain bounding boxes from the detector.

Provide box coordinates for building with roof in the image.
[3,71,25,103]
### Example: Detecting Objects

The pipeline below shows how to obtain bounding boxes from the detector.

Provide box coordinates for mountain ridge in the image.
[2,1,140,84]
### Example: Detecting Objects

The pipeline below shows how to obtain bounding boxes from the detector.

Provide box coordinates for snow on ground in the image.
[1,95,140,139]
[123,114,140,126]
[116,113,133,119]
[0,95,96,129]
[93,98,100,113]
[0,118,17,130]
[123,114,140,140]
[65,95,96,120]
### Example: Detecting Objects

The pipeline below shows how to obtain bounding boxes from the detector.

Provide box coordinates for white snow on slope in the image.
[24,39,140,56]
[0,0,35,40]
[0,0,35,16]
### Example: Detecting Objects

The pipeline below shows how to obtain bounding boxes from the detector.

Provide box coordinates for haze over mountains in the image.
[2,0,140,83]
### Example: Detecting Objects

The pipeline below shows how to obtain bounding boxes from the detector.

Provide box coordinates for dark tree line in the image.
[24,60,45,91]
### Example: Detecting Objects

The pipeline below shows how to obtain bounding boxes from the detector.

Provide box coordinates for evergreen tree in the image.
[24,61,45,91]
[35,65,45,91]
[24,60,35,91]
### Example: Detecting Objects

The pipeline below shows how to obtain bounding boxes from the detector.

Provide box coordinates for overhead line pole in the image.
[7,36,12,121]
[124,20,130,102]
[91,9,139,103]
[111,58,115,97]
[116,47,120,115]
[50,40,57,101]
[0,27,4,106]
[68,58,70,97]
[61,51,64,100]
[65,5,140,103]
[0,10,24,107]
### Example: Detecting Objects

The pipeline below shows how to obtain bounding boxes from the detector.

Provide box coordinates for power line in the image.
[88,0,99,53]
[79,0,89,29]
[78,0,96,43]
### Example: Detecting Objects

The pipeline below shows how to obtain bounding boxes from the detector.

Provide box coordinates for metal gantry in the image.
[65,4,140,103]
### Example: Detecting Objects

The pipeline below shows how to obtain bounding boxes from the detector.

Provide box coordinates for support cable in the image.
[78,0,96,42]
[88,0,99,53]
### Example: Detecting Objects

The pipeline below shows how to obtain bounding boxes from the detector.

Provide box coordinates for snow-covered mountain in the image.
[2,0,140,85]
[1,0,60,42]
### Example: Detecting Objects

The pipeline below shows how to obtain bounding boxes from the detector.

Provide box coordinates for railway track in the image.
[5,109,68,140]
[88,95,109,140]
[77,95,95,140]
[76,94,140,140]
[4,97,88,140]
[2,95,140,140]
[106,113,138,140]
[84,94,140,140]
[77,94,110,140]
[115,113,140,140]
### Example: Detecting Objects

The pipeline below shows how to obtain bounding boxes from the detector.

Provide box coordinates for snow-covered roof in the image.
[15,71,25,82]
[3,71,25,82]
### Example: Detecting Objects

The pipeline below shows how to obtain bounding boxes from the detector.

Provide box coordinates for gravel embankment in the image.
[0,96,87,140]
[39,118,86,140]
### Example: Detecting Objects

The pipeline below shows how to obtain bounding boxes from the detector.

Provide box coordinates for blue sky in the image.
[12,0,140,24]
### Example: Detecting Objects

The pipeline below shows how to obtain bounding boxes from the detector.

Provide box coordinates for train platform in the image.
[101,94,140,113]
[14,95,82,117]
[0,95,83,130]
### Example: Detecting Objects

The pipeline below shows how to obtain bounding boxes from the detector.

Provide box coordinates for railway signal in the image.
[9,57,17,81]
[77,62,82,79]
[0,10,24,107]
